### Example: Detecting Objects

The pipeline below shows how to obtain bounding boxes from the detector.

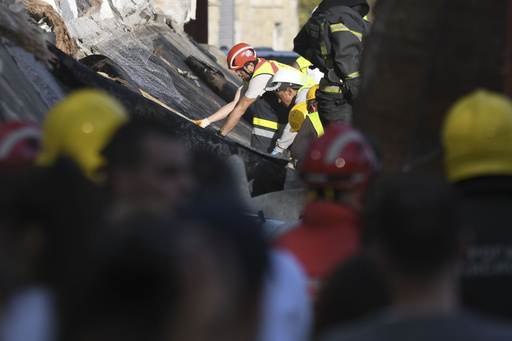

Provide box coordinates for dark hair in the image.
[314,253,390,336]
[102,118,179,170]
[365,174,462,276]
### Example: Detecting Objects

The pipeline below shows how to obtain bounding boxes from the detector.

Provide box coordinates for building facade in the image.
[208,0,299,51]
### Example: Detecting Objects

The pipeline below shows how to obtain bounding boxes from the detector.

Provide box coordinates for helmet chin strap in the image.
[241,64,254,79]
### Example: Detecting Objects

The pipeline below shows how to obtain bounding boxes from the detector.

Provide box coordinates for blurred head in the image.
[442,89,512,183]
[102,119,197,218]
[366,174,463,279]
[175,196,269,341]
[0,157,104,296]
[300,124,379,204]
[0,120,42,172]
[37,89,129,184]
[313,253,389,336]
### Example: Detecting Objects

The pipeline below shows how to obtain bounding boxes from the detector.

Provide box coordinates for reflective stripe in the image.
[319,78,345,93]
[308,112,324,137]
[253,117,281,130]
[320,19,330,70]
[268,61,280,74]
[253,59,297,78]
[346,71,360,79]
[253,127,279,139]
[330,23,363,41]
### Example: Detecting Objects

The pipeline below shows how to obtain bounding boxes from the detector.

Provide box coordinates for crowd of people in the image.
[1,0,512,340]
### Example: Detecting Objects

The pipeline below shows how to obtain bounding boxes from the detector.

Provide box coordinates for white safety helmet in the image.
[265,69,303,92]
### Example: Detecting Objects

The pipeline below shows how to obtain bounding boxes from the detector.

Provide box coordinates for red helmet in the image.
[0,120,42,172]
[227,43,257,70]
[299,124,378,190]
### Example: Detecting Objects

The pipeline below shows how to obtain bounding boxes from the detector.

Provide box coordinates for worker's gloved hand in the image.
[271,149,280,156]
[192,118,210,128]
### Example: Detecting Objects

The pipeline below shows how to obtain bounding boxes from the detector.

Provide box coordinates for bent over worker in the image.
[265,69,316,156]
[193,43,314,154]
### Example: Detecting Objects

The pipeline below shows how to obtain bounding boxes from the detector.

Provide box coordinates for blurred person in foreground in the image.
[175,196,269,341]
[318,175,512,341]
[188,151,313,341]
[0,101,108,341]
[442,89,512,321]
[274,124,379,297]
[0,159,104,341]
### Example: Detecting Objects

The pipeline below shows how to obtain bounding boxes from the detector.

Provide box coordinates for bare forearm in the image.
[208,101,237,123]
[218,95,256,136]
[207,88,242,123]
[219,105,246,135]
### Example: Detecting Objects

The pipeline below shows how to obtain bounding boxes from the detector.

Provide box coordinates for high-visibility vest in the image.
[307,112,324,137]
[252,59,317,89]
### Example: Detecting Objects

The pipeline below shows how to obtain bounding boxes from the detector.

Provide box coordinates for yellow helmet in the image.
[306,85,319,103]
[289,102,308,133]
[37,89,129,183]
[442,89,512,182]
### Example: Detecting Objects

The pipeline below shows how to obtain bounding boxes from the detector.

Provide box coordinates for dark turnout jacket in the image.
[293,0,371,97]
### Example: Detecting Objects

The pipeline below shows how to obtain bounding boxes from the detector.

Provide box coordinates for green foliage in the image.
[298,0,322,27]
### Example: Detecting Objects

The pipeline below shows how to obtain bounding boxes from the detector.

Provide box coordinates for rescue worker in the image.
[318,175,512,341]
[265,68,316,156]
[442,89,512,321]
[294,0,372,125]
[291,85,325,164]
[274,124,379,296]
[37,88,129,184]
[193,43,314,153]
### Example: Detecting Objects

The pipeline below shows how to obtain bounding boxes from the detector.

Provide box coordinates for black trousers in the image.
[250,92,289,153]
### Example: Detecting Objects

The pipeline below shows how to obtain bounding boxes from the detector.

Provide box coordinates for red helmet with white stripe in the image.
[227,43,257,70]
[299,124,379,190]
[0,120,42,172]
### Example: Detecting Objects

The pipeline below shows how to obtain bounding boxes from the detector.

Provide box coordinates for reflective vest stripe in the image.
[346,71,360,79]
[253,117,281,130]
[253,58,299,78]
[330,23,363,41]
[308,112,325,137]
[320,19,329,70]
[269,61,279,74]
[253,127,279,139]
